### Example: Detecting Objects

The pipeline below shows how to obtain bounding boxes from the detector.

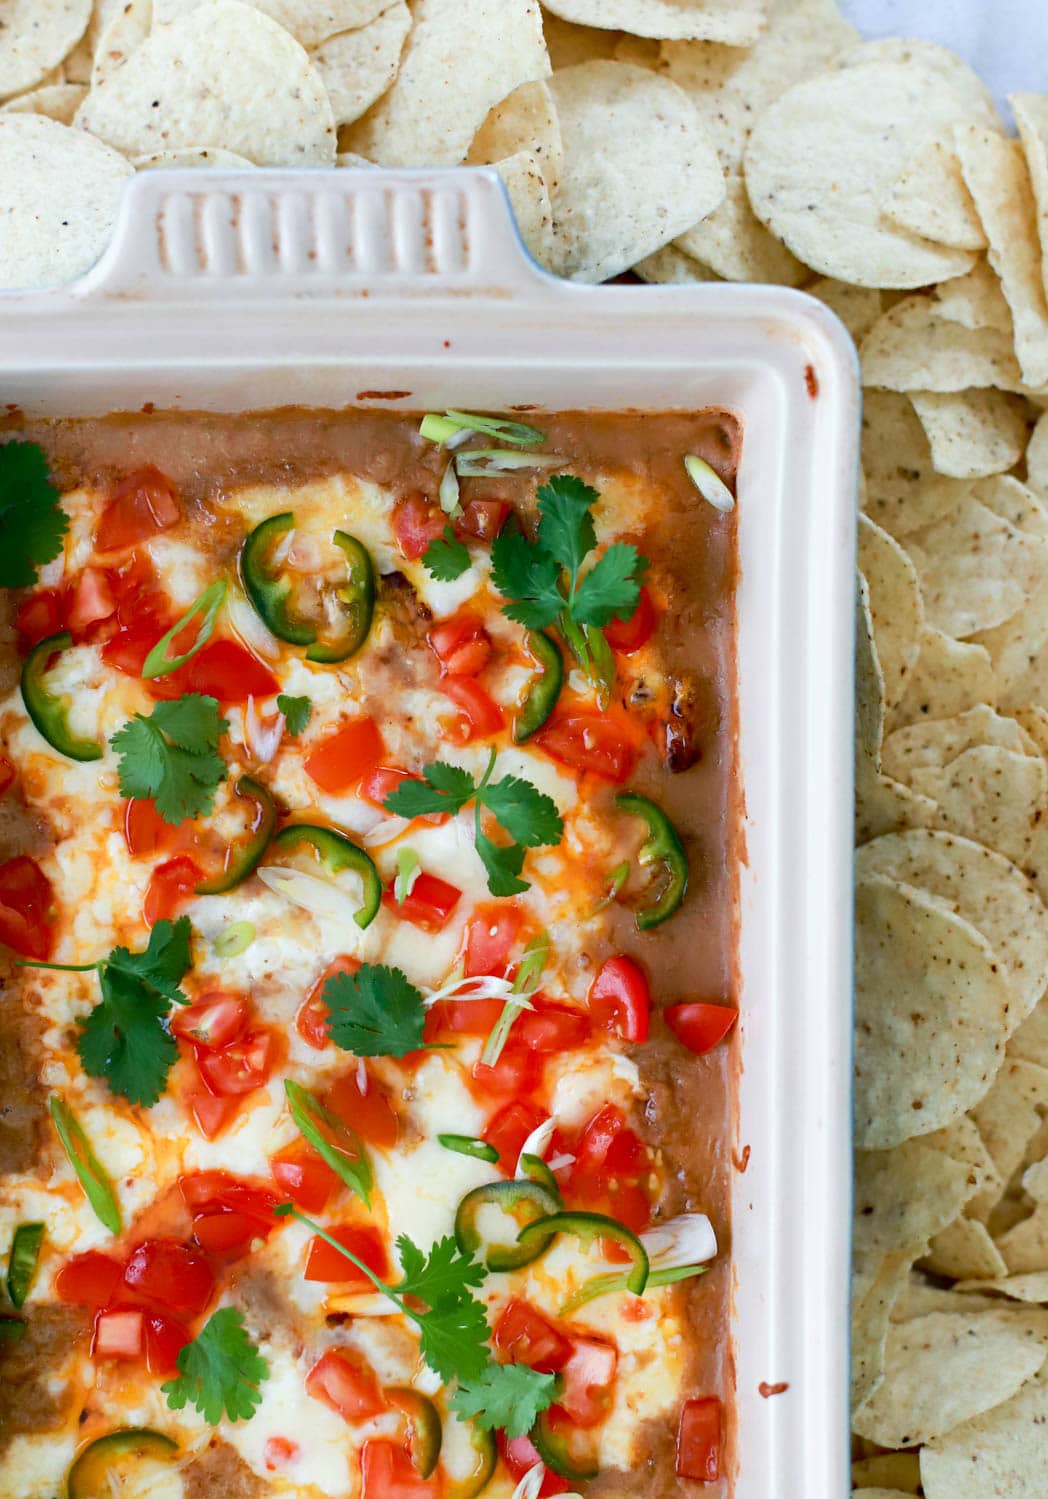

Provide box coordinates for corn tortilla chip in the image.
[861,295,1024,393]
[674,173,806,286]
[920,1359,1048,1497]
[1011,93,1048,311]
[933,259,1013,333]
[490,150,555,270]
[631,244,719,284]
[612,33,660,69]
[897,745,1047,873]
[923,1215,1009,1280]
[346,0,549,167]
[312,3,411,129]
[0,113,132,289]
[541,12,618,69]
[975,475,1048,536]
[808,277,883,344]
[91,0,149,85]
[884,139,987,252]
[861,390,968,540]
[904,495,1048,638]
[852,1453,922,1492]
[467,79,562,195]
[1,83,86,124]
[852,1248,915,1412]
[546,61,723,283]
[854,873,1013,1150]
[152,0,390,45]
[909,390,1029,481]
[858,515,924,710]
[134,146,254,168]
[882,705,1035,780]
[924,1114,1004,1224]
[954,1271,1048,1303]
[972,575,1048,711]
[854,1139,977,1262]
[542,0,767,45]
[1026,410,1048,498]
[0,0,91,98]
[890,628,996,729]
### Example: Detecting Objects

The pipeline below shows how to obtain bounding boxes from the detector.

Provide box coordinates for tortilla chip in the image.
[0,113,132,289]
[933,259,1014,333]
[631,244,719,284]
[134,146,255,168]
[975,474,1048,535]
[0,0,91,98]
[923,1214,1009,1280]
[612,33,660,69]
[851,1453,922,1493]
[490,150,556,269]
[884,139,987,252]
[76,1,336,164]
[883,705,1033,778]
[1027,411,1048,498]
[909,390,1029,481]
[467,79,562,194]
[541,12,618,69]
[743,53,989,287]
[892,1274,1007,1320]
[954,1271,1048,1303]
[1,82,86,124]
[312,3,411,129]
[345,0,549,166]
[861,390,969,540]
[854,1139,977,1262]
[955,127,1048,389]
[913,747,1047,872]
[920,1375,1048,1497]
[1011,94,1048,310]
[852,1249,915,1412]
[924,1114,1004,1223]
[904,495,1048,637]
[860,294,1025,393]
[808,277,883,343]
[854,873,1012,1150]
[542,0,766,44]
[152,0,390,45]
[855,830,1048,1021]
[1007,989,1048,1071]
[858,515,925,710]
[674,172,807,285]
[890,628,996,729]
[661,0,859,174]
[546,61,724,283]
[91,0,150,85]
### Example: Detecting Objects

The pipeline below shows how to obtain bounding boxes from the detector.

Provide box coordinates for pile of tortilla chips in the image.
[6,0,1048,1489]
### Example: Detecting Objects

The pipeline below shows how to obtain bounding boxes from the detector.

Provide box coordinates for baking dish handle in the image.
[77,167,551,302]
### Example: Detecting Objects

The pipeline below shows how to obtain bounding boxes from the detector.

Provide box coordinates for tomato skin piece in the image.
[455,498,510,543]
[425,994,505,1042]
[664,1002,737,1056]
[470,1037,542,1102]
[92,1307,144,1361]
[463,902,523,978]
[534,712,638,783]
[270,1140,340,1213]
[428,612,492,677]
[440,676,505,743]
[676,1396,722,1482]
[514,1000,591,1054]
[16,588,65,645]
[171,992,249,1050]
[566,1105,652,1236]
[493,1299,572,1373]
[483,1101,548,1175]
[588,955,651,1044]
[556,1336,618,1428]
[304,1224,389,1285]
[143,855,203,927]
[305,716,386,794]
[55,1251,124,1309]
[392,494,446,561]
[361,1439,438,1499]
[123,797,179,858]
[149,639,279,705]
[191,1210,269,1258]
[604,585,656,655]
[122,1238,215,1318]
[382,871,462,932]
[499,1433,569,1495]
[0,855,55,960]
[95,467,180,554]
[325,1067,399,1150]
[186,1089,238,1140]
[66,568,117,637]
[144,1312,192,1375]
[195,1028,275,1097]
[307,1349,386,1422]
[296,956,359,1051]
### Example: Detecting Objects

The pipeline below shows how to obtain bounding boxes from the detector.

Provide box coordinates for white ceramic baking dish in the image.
[0,168,859,1498]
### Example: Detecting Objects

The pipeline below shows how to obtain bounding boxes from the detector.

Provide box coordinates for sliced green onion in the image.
[455,450,561,478]
[590,860,630,917]
[141,579,227,679]
[444,411,545,447]
[214,920,256,958]
[419,413,465,445]
[394,847,421,907]
[438,462,462,517]
[684,454,735,513]
[284,1079,373,1208]
[560,1262,708,1316]
[438,1133,499,1164]
[7,1222,44,1309]
[481,931,550,1068]
[49,1097,121,1235]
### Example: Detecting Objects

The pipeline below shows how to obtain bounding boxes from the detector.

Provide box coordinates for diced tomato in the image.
[566,1105,652,1235]
[171,991,250,1050]
[361,1440,437,1498]
[588,955,650,1044]
[150,639,279,705]
[123,1238,215,1318]
[455,498,510,543]
[187,1090,239,1139]
[470,1037,542,1102]
[307,1349,386,1422]
[325,1067,399,1151]
[304,1224,390,1286]
[192,1210,270,1258]
[534,712,638,783]
[144,1312,192,1375]
[556,1336,618,1427]
[0,756,14,796]
[515,999,591,1054]
[571,1104,632,1178]
[463,902,523,979]
[296,956,359,1051]
[143,855,202,927]
[664,1002,737,1056]
[178,1169,254,1213]
[439,677,505,743]
[428,612,492,677]
[493,1300,572,1373]
[392,494,446,561]
[66,567,117,637]
[264,1437,299,1471]
[483,1101,547,1172]
[195,1028,274,1096]
[92,1307,144,1361]
[498,1433,569,1495]
[382,871,461,932]
[676,1397,722,1482]
[102,596,175,677]
[95,468,180,553]
[359,766,448,826]
[604,585,656,655]
[424,994,506,1042]
[55,1250,124,1308]
[305,716,385,794]
[270,1140,340,1213]
[123,797,179,858]
[15,587,65,645]
[181,1172,280,1257]
[0,855,54,960]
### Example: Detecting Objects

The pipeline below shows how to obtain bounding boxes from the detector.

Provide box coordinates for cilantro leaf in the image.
[0,441,68,588]
[423,526,472,582]
[537,473,599,585]
[418,1291,492,1384]
[324,963,427,1058]
[491,527,563,630]
[571,542,648,627]
[475,831,528,898]
[106,916,193,1004]
[111,693,229,825]
[162,1308,269,1425]
[383,761,475,819]
[450,1363,559,1438]
[394,1234,487,1306]
[480,775,562,848]
[277,694,311,735]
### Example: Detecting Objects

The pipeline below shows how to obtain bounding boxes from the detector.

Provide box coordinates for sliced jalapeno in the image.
[241,512,375,663]
[454,1180,560,1272]
[438,1133,500,1165]
[49,1096,120,1235]
[442,1417,497,1499]
[284,1079,373,1208]
[194,776,277,896]
[20,632,103,762]
[519,1153,562,1204]
[513,631,563,744]
[67,1429,179,1499]
[6,1222,43,1309]
[615,791,689,929]
[0,1316,25,1342]
[388,1388,443,1478]
[269,823,382,929]
[518,1210,649,1296]
[531,1410,599,1482]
